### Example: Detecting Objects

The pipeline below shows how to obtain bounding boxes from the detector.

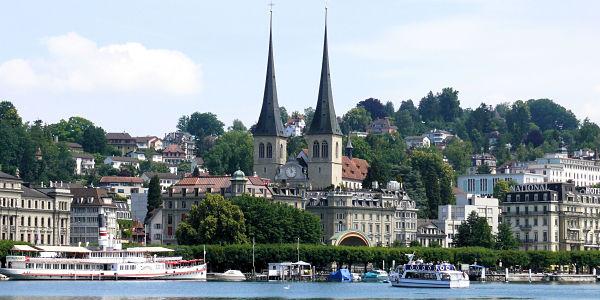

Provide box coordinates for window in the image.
[258,143,265,158]
[336,142,339,158]
[266,143,273,158]
[167,214,173,225]
[312,141,320,158]
[321,141,328,158]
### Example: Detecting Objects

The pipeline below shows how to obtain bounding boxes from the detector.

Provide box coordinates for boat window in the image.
[441,274,451,281]
[61,264,67,270]
[69,264,75,270]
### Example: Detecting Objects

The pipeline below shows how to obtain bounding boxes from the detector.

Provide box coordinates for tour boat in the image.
[0,212,207,280]
[0,245,207,280]
[362,269,389,282]
[389,254,469,288]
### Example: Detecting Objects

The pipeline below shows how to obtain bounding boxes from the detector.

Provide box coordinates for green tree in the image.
[410,150,455,218]
[303,107,315,132]
[287,136,307,158]
[48,116,94,143]
[527,98,578,131]
[279,106,289,125]
[418,91,440,123]
[495,222,519,250]
[443,139,473,175]
[146,175,162,221]
[341,107,372,133]
[176,194,248,245]
[204,130,253,175]
[178,112,225,156]
[81,125,108,154]
[357,98,387,120]
[231,195,322,244]
[493,179,516,202]
[437,87,461,122]
[505,100,531,145]
[454,211,494,248]
[229,119,247,132]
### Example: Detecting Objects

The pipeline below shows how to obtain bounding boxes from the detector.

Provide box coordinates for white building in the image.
[70,187,118,245]
[526,152,600,187]
[436,191,501,247]
[405,135,430,149]
[457,172,546,197]
[72,153,95,175]
[141,172,180,191]
[103,156,140,170]
[126,151,146,161]
[135,136,163,150]
[147,208,163,245]
[425,129,455,147]
[99,176,146,198]
[284,117,306,137]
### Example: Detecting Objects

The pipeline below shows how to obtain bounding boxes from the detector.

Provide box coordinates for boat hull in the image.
[0,264,207,281]
[391,278,470,288]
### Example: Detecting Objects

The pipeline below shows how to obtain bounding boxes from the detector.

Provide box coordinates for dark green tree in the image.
[493,179,517,202]
[443,139,473,175]
[146,175,162,220]
[81,125,107,154]
[357,98,387,120]
[204,130,253,175]
[495,222,519,250]
[176,194,248,245]
[178,112,225,156]
[229,119,247,132]
[341,107,372,133]
[231,195,322,244]
[437,87,461,122]
[454,211,494,248]
[279,106,289,125]
[418,91,440,123]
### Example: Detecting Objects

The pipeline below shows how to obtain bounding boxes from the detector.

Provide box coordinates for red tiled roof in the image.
[163,144,185,154]
[99,176,144,184]
[174,175,268,190]
[342,156,369,181]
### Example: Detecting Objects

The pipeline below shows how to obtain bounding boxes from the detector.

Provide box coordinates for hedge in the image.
[171,244,600,273]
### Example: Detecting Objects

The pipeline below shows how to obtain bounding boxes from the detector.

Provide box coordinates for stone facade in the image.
[502,182,600,251]
[305,187,418,247]
[0,172,71,245]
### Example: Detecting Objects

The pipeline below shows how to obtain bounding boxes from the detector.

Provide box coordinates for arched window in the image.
[280,144,283,159]
[321,141,329,158]
[336,142,339,158]
[266,143,273,158]
[259,143,265,158]
[313,141,320,158]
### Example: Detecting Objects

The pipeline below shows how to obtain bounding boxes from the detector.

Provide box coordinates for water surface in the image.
[0,281,599,299]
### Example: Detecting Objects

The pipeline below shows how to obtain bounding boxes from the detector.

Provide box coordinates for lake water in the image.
[0,281,599,299]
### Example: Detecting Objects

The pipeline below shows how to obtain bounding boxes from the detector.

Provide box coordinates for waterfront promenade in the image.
[0,281,599,299]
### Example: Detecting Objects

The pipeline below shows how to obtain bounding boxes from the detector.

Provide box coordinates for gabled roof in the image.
[72,152,95,159]
[306,21,342,136]
[99,176,144,184]
[142,172,180,180]
[342,156,369,181]
[106,132,134,140]
[253,15,285,137]
[22,186,51,199]
[106,156,139,163]
[163,144,185,154]
[135,136,159,143]
[0,171,20,180]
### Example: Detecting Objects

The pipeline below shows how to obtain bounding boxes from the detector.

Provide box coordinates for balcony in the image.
[519,225,533,231]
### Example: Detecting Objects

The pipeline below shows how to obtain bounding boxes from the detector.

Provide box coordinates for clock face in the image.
[285,166,297,178]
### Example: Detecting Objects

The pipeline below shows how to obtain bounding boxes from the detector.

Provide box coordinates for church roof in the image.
[306,19,342,136]
[253,15,285,137]
[342,156,369,182]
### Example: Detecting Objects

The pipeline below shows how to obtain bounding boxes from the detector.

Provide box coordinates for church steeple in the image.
[306,10,342,136]
[252,9,287,182]
[253,12,285,137]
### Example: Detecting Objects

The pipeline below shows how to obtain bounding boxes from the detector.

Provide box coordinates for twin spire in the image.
[254,9,341,137]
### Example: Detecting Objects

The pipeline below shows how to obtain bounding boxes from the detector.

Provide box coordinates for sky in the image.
[1,0,600,136]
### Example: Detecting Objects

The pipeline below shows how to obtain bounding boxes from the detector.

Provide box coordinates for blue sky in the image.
[1,0,600,136]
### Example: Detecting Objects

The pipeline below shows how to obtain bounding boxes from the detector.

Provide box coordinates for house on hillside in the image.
[72,152,95,175]
[99,176,146,198]
[106,132,137,155]
[104,156,140,170]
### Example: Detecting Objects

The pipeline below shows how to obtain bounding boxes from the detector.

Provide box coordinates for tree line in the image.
[173,243,600,274]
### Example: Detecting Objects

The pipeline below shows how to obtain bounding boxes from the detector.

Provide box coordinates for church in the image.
[251,11,418,247]
[252,11,365,191]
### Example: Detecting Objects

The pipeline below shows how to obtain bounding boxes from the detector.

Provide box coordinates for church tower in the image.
[305,11,343,189]
[253,12,287,181]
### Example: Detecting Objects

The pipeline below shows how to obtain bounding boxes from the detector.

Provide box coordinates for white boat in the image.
[0,244,207,280]
[389,254,469,288]
[209,269,246,281]
[362,269,389,282]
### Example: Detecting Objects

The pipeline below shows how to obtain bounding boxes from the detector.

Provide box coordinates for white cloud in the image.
[0,32,201,95]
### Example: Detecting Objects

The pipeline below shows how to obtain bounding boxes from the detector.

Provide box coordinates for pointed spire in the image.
[306,8,342,136]
[253,10,285,137]
[346,135,354,159]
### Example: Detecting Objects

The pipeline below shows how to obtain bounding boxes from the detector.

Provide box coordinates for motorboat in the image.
[209,269,246,281]
[327,269,352,282]
[389,254,469,288]
[362,269,389,282]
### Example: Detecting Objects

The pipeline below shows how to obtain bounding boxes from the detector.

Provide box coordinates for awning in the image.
[11,245,39,252]
[126,247,174,253]
[36,246,91,253]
